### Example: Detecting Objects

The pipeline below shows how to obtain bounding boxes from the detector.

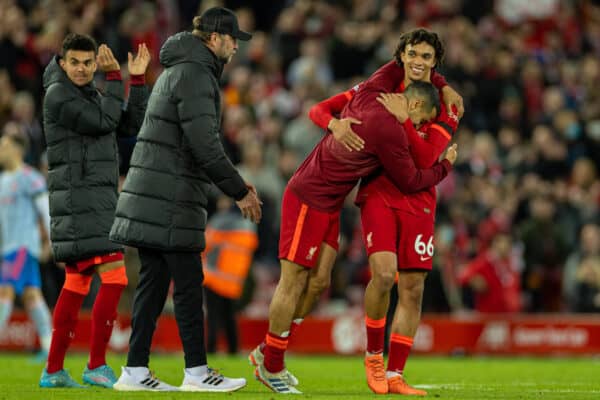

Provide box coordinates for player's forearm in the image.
[383,153,451,194]
[431,70,448,89]
[309,92,350,130]
[403,120,452,167]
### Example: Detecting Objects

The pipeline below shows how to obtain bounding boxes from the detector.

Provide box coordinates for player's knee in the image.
[371,263,396,291]
[309,273,331,295]
[21,287,42,304]
[99,266,128,286]
[63,272,93,295]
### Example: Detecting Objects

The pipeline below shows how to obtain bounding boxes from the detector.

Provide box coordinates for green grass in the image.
[1,352,600,399]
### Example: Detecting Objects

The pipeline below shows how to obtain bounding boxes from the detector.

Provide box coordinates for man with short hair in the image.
[308,28,461,395]
[0,130,53,363]
[109,7,261,392]
[253,68,457,393]
[40,33,150,388]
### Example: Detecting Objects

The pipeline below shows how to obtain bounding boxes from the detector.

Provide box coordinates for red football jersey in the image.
[308,62,458,217]
[288,62,451,213]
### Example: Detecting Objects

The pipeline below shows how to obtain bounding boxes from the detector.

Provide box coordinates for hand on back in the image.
[328,117,364,152]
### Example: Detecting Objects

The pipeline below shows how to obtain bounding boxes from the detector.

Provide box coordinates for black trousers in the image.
[127,248,207,368]
[204,287,238,354]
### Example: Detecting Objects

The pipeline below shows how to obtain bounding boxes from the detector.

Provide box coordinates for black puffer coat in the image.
[42,56,148,262]
[110,32,248,252]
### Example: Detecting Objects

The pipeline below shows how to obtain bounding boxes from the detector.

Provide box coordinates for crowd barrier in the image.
[2,312,599,355]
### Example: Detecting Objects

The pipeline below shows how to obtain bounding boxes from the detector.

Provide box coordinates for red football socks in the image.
[365,316,386,354]
[46,289,85,373]
[88,283,125,369]
[259,318,302,353]
[387,333,413,374]
[263,332,289,373]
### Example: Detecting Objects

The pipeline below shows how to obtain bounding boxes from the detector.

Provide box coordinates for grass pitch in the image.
[1,352,599,399]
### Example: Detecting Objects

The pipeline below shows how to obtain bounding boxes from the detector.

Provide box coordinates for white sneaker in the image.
[255,364,302,394]
[249,345,299,386]
[180,368,246,392]
[113,367,178,391]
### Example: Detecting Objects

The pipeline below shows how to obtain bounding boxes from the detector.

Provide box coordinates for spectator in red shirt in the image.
[458,231,523,313]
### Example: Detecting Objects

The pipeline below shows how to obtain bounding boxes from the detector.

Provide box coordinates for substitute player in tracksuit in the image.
[40,33,150,388]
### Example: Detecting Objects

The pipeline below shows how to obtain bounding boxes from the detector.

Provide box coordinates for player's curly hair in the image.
[61,33,97,56]
[393,28,445,67]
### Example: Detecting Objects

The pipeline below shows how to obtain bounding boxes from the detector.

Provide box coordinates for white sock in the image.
[386,371,402,379]
[26,298,52,353]
[126,366,149,379]
[185,365,208,377]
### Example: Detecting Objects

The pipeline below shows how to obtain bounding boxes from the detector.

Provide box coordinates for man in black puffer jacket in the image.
[110,7,262,393]
[39,34,151,389]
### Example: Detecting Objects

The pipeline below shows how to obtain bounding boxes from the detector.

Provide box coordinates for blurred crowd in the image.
[1,0,600,316]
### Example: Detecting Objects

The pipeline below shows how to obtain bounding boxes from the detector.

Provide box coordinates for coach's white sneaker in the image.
[249,345,300,386]
[113,367,178,391]
[180,367,246,392]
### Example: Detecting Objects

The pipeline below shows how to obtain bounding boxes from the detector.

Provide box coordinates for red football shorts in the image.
[278,187,340,268]
[65,251,124,274]
[360,194,434,271]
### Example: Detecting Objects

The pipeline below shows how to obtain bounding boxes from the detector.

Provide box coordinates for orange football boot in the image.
[364,354,388,394]
[388,375,427,396]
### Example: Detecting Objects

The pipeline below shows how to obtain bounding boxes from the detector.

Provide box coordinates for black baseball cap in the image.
[196,7,252,41]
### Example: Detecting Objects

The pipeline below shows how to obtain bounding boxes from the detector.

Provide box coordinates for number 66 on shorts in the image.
[360,199,435,271]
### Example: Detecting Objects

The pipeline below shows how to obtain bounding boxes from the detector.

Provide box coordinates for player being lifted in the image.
[251,28,462,395]
[251,42,458,394]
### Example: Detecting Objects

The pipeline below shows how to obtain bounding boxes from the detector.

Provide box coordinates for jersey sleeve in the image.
[308,84,361,130]
[372,113,451,193]
[431,70,448,89]
[25,168,47,196]
[458,258,485,285]
[404,104,459,167]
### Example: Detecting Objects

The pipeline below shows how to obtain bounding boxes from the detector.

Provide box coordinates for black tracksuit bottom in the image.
[127,247,207,368]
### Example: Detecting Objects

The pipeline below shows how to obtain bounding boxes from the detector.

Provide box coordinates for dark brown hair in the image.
[394,28,445,67]
[61,33,98,57]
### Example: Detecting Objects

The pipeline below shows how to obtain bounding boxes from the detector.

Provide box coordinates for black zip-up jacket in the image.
[42,56,149,262]
[110,32,248,252]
